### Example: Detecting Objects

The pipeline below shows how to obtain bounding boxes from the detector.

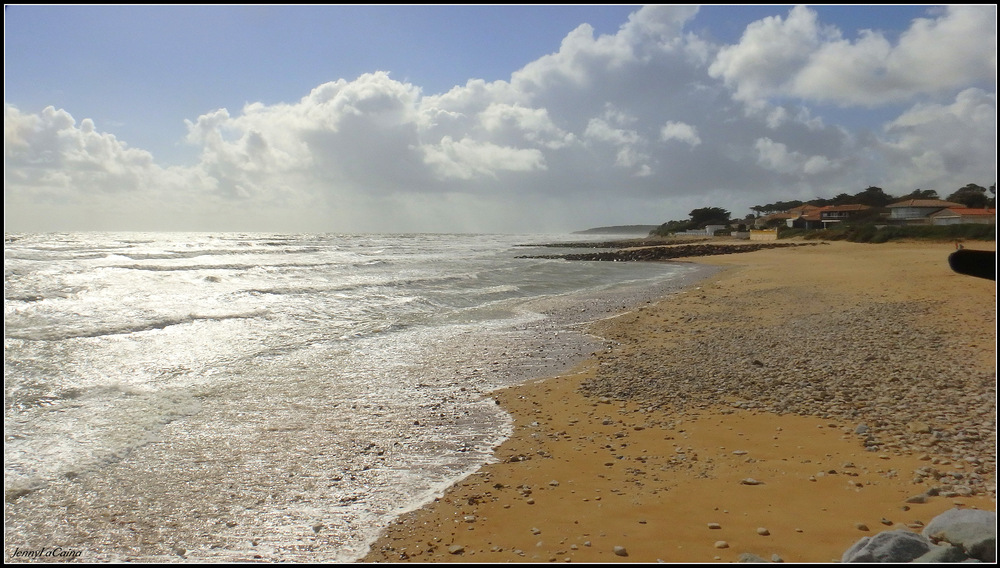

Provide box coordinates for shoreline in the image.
[361,239,996,563]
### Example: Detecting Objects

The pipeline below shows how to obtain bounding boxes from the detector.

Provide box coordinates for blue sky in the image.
[4,5,997,233]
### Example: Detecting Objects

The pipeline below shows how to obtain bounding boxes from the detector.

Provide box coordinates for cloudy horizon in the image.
[4,5,997,234]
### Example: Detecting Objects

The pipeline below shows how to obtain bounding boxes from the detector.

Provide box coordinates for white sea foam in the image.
[4,232,713,562]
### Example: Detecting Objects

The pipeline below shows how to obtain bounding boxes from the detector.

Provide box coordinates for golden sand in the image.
[362,240,996,563]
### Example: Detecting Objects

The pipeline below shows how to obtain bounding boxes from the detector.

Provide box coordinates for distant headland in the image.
[572,225,659,235]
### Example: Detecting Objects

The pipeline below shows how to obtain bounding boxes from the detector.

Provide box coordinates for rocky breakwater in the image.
[517,242,822,262]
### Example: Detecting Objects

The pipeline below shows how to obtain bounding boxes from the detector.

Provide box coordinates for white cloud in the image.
[710,5,997,107]
[421,136,546,180]
[754,137,836,176]
[4,6,996,233]
[660,121,701,146]
[709,6,833,104]
[5,105,156,195]
[878,88,997,194]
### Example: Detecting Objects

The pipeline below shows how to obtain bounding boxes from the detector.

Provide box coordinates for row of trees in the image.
[750,184,996,216]
[653,183,995,235]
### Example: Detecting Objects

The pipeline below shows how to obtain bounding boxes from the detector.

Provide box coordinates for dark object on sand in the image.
[948,249,995,280]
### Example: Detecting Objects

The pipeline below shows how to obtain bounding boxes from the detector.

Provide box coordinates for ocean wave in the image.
[5,310,269,342]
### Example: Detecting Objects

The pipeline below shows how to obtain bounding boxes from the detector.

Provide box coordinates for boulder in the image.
[841,529,933,563]
[922,508,996,562]
[922,508,995,538]
[911,543,971,563]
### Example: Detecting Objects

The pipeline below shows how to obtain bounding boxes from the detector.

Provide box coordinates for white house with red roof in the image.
[928,207,997,225]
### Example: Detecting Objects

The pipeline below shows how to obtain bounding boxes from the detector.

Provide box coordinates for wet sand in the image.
[361,239,996,563]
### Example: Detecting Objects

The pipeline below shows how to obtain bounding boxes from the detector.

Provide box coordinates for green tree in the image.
[898,188,940,200]
[853,186,893,207]
[689,207,731,228]
[947,183,990,208]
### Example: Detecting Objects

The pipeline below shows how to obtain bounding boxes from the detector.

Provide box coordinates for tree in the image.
[853,186,893,207]
[829,192,855,205]
[689,207,731,228]
[898,189,939,200]
[947,184,990,208]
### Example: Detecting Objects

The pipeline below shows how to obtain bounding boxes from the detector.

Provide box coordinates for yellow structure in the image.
[749,229,778,241]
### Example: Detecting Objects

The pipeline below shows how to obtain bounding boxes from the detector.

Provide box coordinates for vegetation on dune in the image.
[648,183,996,242]
[783,223,996,243]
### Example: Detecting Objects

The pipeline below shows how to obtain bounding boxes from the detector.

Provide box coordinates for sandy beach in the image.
[361,239,996,563]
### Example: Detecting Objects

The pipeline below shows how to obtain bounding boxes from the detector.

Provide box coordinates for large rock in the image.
[841,530,934,563]
[922,508,996,538]
[922,508,996,562]
[911,543,971,563]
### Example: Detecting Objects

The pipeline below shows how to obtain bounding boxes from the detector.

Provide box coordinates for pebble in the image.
[579,299,995,497]
[447,545,464,555]
[714,541,729,549]
[756,527,770,536]
[707,522,722,530]
[613,546,628,557]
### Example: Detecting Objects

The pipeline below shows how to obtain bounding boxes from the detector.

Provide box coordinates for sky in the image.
[4,4,997,234]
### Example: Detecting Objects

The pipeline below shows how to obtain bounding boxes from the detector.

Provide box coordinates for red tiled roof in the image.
[888,199,964,208]
[820,204,871,212]
[932,207,997,217]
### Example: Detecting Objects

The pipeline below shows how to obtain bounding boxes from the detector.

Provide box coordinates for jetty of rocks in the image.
[517,242,821,262]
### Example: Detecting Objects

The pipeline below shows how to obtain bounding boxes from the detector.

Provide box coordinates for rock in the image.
[714,541,729,549]
[707,522,722,530]
[737,552,768,562]
[911,543,971,563]
[739,478,763,485]
[841,529,933,563]
[921,509,997,562]
[921,508,996,539]
[447,544,465,555]
[927,521,996,562]
[613,545,628,557]
[756,527,770,536]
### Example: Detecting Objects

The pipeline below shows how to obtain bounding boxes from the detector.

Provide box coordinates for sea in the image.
[4,232,714,562]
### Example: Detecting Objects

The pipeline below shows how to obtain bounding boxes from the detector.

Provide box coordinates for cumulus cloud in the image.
[660,121,701,146]
[877,88,997,194]
[710,5,997,107]
[5,105,156,195]
[4,5,996,233]
[755,137,836,176]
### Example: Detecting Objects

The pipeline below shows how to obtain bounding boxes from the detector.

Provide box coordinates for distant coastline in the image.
[572,225,659,235]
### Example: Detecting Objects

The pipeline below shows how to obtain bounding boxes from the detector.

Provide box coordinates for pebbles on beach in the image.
[580,295,996,497]
[361,241,995,565]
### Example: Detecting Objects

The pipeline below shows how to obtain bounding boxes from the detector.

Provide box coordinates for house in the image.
[886,199,964,224]
[784,204,870,229]
[755,204,822,229]
[818,204,871,228]
[928,207,997,226]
